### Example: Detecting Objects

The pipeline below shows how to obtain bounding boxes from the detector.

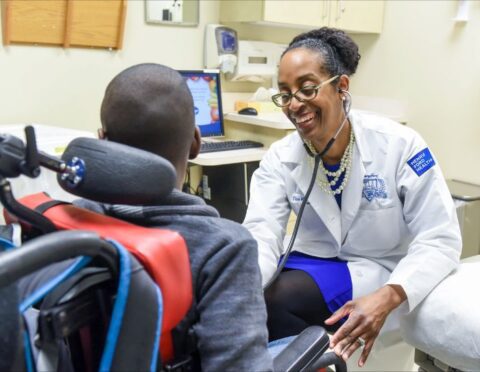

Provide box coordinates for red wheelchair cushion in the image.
[8,192,192,361]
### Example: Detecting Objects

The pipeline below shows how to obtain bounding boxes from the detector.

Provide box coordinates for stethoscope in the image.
[263,90,352,290]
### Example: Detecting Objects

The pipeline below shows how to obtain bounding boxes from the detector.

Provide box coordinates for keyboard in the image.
[200,140,264,153]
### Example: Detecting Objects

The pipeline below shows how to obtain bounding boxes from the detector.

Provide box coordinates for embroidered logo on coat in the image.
[292,193,304,202]
[407,147,435,176]
[362,174,388,202]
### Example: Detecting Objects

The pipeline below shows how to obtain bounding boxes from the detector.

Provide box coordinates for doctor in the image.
[243,27,461,366]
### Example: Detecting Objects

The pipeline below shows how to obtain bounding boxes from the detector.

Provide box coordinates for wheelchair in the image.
[0,126,347,371]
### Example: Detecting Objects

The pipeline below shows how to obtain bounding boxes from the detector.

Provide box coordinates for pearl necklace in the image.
[306,130,355,195]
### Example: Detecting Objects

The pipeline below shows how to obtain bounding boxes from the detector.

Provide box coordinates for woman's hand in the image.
[324,284,406,367]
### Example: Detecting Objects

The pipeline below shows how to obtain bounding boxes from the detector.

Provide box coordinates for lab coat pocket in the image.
[291,202,330,243]
[346,205,402,257]
[359,197,395,211]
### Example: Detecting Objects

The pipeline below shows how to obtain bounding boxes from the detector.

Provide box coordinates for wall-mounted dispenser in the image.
[204,24,286,84]
[229,40,285,83]
[204,24,238,74]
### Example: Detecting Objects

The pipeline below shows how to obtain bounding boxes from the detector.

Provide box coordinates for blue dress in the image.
[283,162,352,314]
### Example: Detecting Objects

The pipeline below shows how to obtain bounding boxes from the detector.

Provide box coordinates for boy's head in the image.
[100,63,200,183]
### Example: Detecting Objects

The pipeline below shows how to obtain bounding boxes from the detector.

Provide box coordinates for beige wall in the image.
[0,0,218,133]
[1,0,478,184]
[229,1,480,185]
[351,1,480,185]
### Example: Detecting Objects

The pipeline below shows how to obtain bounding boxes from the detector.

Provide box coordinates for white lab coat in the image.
[244,110,461,313]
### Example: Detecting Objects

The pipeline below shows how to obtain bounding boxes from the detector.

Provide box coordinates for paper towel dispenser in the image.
[229,40,286,83]
[204,25,285,83]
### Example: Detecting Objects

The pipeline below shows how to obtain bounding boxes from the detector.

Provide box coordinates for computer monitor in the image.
[178,70,224,138]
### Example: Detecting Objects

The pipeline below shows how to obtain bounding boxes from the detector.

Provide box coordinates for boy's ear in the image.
[189,127,201,160]
[97,128,107,140]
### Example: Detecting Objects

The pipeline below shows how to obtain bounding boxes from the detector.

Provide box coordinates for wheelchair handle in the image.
[0,231,118,288]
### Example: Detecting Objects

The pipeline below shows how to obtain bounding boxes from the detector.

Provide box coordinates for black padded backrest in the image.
[58,137,177,205]
[0,231,161,372]
[0,283,21,371]
[112,255,161,370]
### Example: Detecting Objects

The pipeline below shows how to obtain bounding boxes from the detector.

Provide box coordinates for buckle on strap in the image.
[164,355,193,372]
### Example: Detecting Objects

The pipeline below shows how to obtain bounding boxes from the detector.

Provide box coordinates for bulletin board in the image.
[2,0,127,49]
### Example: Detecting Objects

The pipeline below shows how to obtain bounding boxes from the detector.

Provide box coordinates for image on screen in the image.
[178,70,224,138]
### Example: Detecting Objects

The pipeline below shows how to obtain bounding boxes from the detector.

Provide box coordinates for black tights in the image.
[264,270,340,341]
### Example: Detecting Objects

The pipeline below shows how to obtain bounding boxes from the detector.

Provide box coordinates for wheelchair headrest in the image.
[58,138,177,205]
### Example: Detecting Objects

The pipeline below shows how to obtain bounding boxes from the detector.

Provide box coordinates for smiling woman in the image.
[243,27,462,368]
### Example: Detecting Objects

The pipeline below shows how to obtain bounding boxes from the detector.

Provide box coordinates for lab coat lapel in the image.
[290,154,342,249]
[340,145,364,242]
[341,114,371,242]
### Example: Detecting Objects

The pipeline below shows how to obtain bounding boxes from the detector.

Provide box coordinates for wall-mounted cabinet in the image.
[2,0,127,49]
[220,0,384,34]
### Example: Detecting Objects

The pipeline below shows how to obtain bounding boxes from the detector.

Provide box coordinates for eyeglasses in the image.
[271,75,339,107]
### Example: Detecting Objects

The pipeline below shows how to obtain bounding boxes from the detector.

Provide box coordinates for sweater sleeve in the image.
[193,221,273,372]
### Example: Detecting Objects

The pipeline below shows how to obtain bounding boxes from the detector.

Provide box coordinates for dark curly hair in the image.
[283,27,361,77]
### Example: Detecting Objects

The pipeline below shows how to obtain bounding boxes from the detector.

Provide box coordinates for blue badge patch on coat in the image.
[362,174,388,202]
[407,148,435,176]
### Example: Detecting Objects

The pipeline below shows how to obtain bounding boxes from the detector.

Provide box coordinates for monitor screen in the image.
[178,70,224,138]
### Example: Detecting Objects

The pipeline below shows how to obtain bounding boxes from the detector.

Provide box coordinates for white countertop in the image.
[224,112,295,130]
[190,147,267,166]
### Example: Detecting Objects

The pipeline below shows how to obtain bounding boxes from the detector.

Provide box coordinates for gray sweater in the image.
[77,191,273,372]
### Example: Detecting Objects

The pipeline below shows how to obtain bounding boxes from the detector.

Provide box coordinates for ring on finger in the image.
[356,337,366,348]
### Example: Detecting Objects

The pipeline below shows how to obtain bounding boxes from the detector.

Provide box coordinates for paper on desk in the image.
[250,87,278,101]
[234,87,282,113]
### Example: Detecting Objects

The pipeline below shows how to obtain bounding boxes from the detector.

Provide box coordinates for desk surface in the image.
[191,113,291,167]
[190,147,267,166]
[224,112,294,130]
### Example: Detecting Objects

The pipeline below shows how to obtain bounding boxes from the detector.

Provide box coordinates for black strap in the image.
[164,356,193,372]
[34,200,71,214]
[164,328,197,372]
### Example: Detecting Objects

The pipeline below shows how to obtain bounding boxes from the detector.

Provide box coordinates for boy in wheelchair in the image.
[8,63,272,371]
[85,63,273,370]
[1,63,345,372]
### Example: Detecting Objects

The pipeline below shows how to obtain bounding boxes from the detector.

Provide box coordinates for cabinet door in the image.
[329,0,384,33]
[263,0,329,27]
[220,0,263,23]
[2,0,126,48]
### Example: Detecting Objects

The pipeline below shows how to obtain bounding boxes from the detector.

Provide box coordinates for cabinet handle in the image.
[322,0,328,20]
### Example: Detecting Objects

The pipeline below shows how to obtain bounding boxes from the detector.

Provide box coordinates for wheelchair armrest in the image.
[310,351,347,372]
[273,326,331,372]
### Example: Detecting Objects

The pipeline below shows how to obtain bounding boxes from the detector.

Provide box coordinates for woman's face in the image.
[278,48,345,143]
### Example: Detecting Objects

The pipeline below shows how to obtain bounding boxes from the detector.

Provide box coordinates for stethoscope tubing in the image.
[263,92,352,291]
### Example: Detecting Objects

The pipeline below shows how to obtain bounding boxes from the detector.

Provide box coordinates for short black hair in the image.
[283,27,361,77]
[100,63,195,166]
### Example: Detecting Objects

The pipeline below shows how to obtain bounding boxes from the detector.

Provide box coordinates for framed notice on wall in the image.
[2,0,127,49]
[145,0,198,26]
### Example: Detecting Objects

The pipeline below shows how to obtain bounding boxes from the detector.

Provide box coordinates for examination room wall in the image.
[230,1,480,185]
[0,1,219,133]
[351,1,480,185]
[0,1,479,185]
